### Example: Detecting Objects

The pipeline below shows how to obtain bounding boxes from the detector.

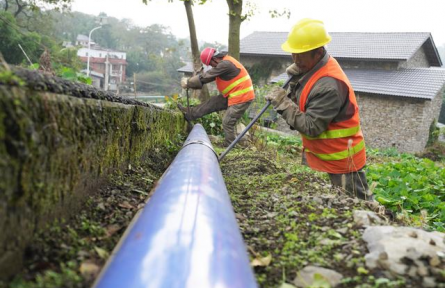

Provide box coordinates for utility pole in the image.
[104,54,110,91]
[87,15,107,76]
[86,26,102,76]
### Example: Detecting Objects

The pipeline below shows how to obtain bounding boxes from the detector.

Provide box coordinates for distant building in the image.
[76,34,91,47]
[62,41,74,48]
[76,35,127,91]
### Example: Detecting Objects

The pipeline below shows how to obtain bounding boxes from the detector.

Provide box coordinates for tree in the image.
[225,1,291,60]
[143,0,210,102]
[182,0,209,101]
[1,0,72,18]
[0,11,43,64]
[226,0,244,60]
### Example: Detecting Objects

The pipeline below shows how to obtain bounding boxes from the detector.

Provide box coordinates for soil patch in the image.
[220,148,411,288]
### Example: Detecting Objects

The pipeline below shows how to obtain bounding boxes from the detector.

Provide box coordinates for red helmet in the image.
[200,47,216,66]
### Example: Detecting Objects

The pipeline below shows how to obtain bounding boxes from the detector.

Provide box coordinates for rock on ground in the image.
[363,226,445,287]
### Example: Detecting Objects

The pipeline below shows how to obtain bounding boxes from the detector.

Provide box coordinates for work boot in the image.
[177,103,192,121]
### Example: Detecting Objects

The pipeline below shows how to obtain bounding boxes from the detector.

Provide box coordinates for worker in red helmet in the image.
[265,19,373,201]
[179,47,255,147]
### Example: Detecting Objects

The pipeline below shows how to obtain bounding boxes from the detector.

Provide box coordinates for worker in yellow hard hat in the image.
[265,19,373,201]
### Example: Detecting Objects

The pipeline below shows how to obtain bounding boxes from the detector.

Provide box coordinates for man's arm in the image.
[281,78,348,137]
[186,60,239,89]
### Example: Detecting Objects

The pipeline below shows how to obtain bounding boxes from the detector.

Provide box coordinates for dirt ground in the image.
[1,139,424,288]
[219,146,414,288]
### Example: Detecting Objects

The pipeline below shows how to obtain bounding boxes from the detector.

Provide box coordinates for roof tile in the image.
[271,68,445,100]
[241,32,435,61]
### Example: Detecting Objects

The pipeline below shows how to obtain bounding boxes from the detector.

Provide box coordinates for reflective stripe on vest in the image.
[228,86,254,98]
[306,139,365,161]
[301,125,361,140]
[222,75,252,95]
[216,56,255,106]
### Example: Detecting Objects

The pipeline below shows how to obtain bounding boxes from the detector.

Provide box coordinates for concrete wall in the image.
[358,89,443,152]
[0,78,186,279]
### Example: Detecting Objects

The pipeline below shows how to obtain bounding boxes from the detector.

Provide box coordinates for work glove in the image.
[186,75,203,89]
[286,63,301,76]
[265,86,292,112]
[180,77,188,89]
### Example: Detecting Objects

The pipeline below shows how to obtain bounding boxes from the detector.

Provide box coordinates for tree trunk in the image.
[226,0,243,60]
[13,0,26,18]
[184,0,210,102]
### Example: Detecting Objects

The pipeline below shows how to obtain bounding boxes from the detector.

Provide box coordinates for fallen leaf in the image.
[94,246,109,259]
[118,201,134,209]
[105,224,122,237]
[251,253,272,267]
[132,189,148,196]
[79,262,100,277]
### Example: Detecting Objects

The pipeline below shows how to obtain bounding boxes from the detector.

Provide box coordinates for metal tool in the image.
[184,88,193,130]
[218,76,294,162]
[182,66,204,130]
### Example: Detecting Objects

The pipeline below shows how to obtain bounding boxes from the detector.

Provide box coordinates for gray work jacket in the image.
[187,52,241,89]
[281,52,355,137]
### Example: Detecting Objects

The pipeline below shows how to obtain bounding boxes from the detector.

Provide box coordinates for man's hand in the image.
[180,77,188,89]
[265,86,287,106]
[286,63,301,76]
[265,86,292,112]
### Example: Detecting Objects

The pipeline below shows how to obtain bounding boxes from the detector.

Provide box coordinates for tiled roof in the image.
[271,68,445,100]
[241,32,442,66]
[76,34,89,41]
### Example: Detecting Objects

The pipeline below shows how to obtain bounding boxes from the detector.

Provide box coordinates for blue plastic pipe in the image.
[94,124,257,288]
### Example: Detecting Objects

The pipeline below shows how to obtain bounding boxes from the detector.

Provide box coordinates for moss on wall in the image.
[0,85,186,279]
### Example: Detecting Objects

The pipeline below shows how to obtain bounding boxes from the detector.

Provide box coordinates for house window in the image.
[99,53,102,57]
[86,52,88,56]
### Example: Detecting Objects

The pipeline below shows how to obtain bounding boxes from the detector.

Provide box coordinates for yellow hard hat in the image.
[281,18,332,54]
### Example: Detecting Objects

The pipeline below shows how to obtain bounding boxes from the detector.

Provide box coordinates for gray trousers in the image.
[328,170,374,201]
[302,152,373,201]
[184,94,252,146]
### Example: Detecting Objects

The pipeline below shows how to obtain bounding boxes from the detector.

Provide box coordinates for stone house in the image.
[241,32,445,153]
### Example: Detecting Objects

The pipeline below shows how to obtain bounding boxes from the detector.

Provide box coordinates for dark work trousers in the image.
[328,170,374,201]
[184,94,252,146]
[302,152,373,201]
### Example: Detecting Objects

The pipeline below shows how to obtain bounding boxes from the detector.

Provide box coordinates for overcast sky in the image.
[71,0,445,47]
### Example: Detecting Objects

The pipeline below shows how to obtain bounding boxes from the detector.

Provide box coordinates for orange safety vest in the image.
[215,56,255,106]
[299,56,366,174]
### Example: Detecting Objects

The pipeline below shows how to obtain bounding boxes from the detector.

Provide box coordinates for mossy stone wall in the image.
[0,86,185,279]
